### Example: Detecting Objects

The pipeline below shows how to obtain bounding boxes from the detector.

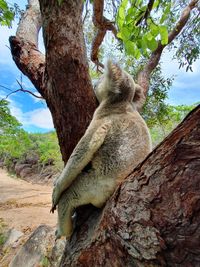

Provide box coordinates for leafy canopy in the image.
[0,0,14,26]
[116,0,199,71]
[117,0,168,58]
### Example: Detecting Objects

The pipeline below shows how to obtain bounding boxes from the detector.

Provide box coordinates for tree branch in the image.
[91,0,118,69]
[0,80,43,101]
[135,0,155,26]
[60,104,200,266]
[137,0,198,96]
[9,0,46,98]
[83,0,90,24]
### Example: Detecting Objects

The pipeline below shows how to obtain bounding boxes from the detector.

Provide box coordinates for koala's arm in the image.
[51,121,111,211]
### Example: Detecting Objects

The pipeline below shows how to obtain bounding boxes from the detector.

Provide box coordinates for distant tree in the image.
[0,99,21,133]
[0,100,31,164]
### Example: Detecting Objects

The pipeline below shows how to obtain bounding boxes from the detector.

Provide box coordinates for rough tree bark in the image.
[9,0,197,161]
[9,0,200,266]
[9,0,97,163]
[59,104,200,267]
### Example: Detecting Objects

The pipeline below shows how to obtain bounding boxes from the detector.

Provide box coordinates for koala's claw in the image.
[50,205,56,213]
[52,186,60,209]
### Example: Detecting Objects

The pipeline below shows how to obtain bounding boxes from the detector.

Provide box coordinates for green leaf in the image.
[124,40,141,59]
[118,6,125,20]
[0,0,8,10]
[125,40,135,55]
[147,38,158,51]
[121,0,128,8]
[160,3,171,24]
[152,0,159,9]
[117,16,124,29]
[140,37,148,53]
[150,23,159,37]
[121,26,130,40]
[134,47,141,59]
[159,25,168,45]
[117,32,123,39]
[146,32,153,41]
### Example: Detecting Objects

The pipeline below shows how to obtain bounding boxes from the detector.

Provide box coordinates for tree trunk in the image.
[9,0,97,163]
[39,0,97,163]
[59,105,200,267]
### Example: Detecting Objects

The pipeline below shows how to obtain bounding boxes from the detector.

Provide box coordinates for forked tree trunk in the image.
[10,0,97,163]
[59,105,200,267]
[9,0,197,163]
[9,1,200,266]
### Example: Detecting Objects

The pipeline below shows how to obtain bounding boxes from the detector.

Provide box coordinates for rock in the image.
[19,167,33,179]
[50,239,65,267]
[25,154,39,165]
[3,229,23,249]
[9,225,54,267]
[15,163,32,176]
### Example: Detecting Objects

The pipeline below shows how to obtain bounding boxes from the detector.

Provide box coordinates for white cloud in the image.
[25,108,54,129]
[9,102,54,130]
[161,50,200,78]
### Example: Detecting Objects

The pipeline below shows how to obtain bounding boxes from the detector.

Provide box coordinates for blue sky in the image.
[0,1,200,133]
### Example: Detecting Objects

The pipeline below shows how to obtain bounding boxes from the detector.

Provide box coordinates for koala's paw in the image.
[51,185,60,211]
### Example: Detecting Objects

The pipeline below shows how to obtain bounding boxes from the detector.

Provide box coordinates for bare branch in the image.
[0,85,12,92]
[83,0,90,24]
[0,80,44,101]
[136,0,155,26]
[16,79,43,99]
[9,0,46,98]
[137,0,198,96]
[91,0,118,68]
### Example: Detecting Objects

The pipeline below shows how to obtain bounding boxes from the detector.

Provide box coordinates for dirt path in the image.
[0,168,56,233]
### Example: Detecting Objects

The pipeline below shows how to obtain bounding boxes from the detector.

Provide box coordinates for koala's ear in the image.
[133,84,145,111]
[107,60,123,88]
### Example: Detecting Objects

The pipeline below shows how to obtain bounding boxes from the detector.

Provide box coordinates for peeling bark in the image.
[60,105,200,266]
[9,35,45,96]
[9,0,45,96]
[10,0,97,163]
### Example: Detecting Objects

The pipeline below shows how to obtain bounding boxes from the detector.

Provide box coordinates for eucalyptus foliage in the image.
[117,0,171,58]
[116,0,200,70]
[0,0,14,26]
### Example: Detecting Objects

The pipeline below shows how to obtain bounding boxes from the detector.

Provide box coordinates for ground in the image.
[0,168,58,266]
[0,168,56,232]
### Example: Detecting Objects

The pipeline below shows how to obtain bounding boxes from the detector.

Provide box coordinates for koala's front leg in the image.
[50,181,62,213]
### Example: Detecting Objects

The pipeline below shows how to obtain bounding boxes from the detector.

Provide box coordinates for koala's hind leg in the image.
[55,205,73,239]
[56,171,97,239]
[56,170,115,239]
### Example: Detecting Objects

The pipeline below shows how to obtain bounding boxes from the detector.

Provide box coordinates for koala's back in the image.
[92,110,151,180]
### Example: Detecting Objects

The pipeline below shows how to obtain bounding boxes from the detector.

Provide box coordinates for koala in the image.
[51,61,152,240]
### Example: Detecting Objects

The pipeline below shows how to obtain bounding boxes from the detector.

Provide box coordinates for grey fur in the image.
[51,61,152,239]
